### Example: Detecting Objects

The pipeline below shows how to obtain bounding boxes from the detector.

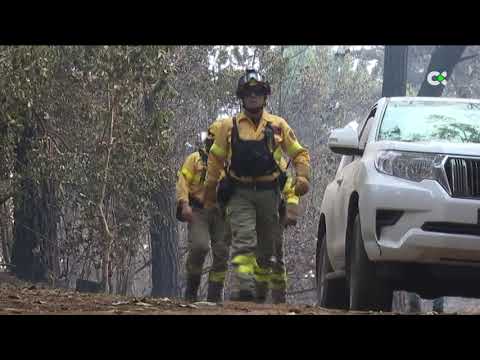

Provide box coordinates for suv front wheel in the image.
[347,213,393,312]
[317,230,348,310]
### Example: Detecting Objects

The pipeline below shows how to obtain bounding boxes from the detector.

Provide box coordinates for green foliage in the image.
[0,46,180,283]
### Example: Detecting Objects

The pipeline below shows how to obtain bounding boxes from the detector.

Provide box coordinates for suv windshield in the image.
[377,100,480,144]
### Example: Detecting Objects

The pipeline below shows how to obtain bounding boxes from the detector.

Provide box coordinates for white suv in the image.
[316,96,480,312]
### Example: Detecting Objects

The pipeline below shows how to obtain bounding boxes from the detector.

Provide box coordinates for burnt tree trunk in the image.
[141,82,180,298]
[417,46,466,97]
[0,202,13,265]
[382,46,408,97]
[150,182,179,298]
[0,115,13,266]
[11,114,59,282]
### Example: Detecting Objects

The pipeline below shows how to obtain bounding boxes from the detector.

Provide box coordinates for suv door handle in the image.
[336,178,343,185]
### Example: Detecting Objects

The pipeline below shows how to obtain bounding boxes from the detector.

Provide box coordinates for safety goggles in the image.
[241,85,267,97]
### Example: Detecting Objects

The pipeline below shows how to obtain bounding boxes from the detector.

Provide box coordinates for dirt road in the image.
[0,272,456,315]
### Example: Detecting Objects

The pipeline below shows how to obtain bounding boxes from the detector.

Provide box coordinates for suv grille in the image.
[422,221,480,236]
[444,157,480,198]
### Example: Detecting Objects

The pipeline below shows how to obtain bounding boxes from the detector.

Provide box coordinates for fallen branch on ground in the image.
[287,287,316,295]
[0,263,16,268]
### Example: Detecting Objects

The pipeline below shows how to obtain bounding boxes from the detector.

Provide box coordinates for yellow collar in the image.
[236,111,271,127]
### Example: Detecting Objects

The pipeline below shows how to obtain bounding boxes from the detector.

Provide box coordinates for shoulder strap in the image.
[231,116,238,144]
[264,121,275,152]
[265,121,289,183]
[198,148,208,166]
[196,149,208,183]
[225,117,236,176]
[286,158,291,170]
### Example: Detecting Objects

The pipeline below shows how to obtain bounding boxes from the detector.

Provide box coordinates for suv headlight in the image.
[375,150,449,188]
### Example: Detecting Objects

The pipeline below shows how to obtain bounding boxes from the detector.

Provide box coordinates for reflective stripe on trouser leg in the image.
[270,271,287,290]
[231,254,257,277]
[231,253,257,298]
[254,262,272,283]
[208,271,226,284]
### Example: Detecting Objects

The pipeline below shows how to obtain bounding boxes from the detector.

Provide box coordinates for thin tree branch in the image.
[0,262,15,268]
[150,78,168,97]
[0,192,13,206]
[98,89,115,240]
[134,258,152,275]
[98,85,117,292]
[457,53,480,64]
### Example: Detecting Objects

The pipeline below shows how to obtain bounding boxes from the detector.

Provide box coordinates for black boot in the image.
[271,289,286,304]
[231,289,255,302]
[230,271,255,302]
[255,281,269,304]
[207,282,224,303]
[184,275,201,302]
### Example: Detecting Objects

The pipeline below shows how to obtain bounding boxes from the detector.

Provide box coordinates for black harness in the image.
[229,117,278,178]
[216,116,287,206]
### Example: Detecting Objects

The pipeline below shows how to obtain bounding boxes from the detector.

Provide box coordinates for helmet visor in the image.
[244,71,263,85]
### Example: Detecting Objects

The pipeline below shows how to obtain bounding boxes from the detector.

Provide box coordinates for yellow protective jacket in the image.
[176,150,207,206]
[206,111,310,205]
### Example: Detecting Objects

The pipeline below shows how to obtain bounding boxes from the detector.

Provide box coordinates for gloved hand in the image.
[283,203,299,227]
[180,201,193,223]
[203,183,217,209]
[294,176,310,196]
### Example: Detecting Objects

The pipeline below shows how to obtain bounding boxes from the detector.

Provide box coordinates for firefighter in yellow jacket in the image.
[204,69,310,301]
[176,121,229,303]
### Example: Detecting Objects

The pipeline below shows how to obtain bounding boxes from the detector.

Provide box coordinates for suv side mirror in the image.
[328,127,363,156]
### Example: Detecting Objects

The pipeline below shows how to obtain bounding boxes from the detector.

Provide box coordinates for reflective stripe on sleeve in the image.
[210,143,227,158]
[286,196,299,205]
[181,167,194,182]
[273,147,282,164]
[286,141,304,158]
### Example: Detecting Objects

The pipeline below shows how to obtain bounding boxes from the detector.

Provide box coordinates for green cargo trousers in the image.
[185,207,230,299]
[226,187,281,301]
